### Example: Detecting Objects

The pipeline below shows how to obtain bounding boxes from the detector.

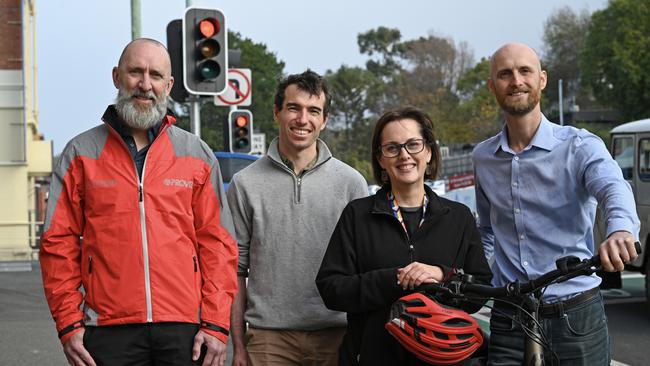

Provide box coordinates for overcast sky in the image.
[37,0,608,153]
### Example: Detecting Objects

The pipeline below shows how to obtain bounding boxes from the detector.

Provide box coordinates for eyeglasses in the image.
[379,139,427,158]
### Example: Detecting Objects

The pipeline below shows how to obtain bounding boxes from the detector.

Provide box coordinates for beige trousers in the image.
[246,327,346,366]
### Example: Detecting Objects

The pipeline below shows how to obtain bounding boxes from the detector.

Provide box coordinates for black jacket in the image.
[316,185,492,366]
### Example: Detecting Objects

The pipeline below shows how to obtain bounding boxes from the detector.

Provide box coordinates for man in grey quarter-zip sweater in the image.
[227,70,367,366]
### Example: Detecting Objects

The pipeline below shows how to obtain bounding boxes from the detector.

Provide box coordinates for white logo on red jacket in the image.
[163,178,193,189]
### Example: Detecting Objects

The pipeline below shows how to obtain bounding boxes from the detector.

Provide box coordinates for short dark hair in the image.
[274,69,331,118]
[370,106,441,186]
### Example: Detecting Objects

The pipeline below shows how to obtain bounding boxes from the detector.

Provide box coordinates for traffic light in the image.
[166,19,189,103]
[183,7,228,95]
[229,110,253,153]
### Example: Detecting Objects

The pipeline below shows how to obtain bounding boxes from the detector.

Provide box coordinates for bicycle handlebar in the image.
[422,242,642,299]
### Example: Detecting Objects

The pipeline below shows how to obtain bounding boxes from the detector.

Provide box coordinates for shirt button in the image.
[515,208,521,214]
[514,156,519,161]
[523,261,529,266]
[512,182,518,187]
[519,234,525,240]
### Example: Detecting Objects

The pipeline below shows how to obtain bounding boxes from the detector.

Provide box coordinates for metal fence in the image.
[440,153,473,178]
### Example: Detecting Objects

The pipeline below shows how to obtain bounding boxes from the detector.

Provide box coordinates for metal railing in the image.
[440,153,473,178]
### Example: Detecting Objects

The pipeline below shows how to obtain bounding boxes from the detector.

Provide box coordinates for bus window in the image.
[612,137,634,180]
[640,139,650,181]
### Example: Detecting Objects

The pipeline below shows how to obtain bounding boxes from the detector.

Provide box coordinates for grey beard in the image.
[115,89,168,130]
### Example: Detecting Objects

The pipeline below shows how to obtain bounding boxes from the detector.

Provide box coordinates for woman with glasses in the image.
[316,106,492,365]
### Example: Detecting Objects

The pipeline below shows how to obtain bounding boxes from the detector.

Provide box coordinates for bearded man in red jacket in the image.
[40,38,238,366]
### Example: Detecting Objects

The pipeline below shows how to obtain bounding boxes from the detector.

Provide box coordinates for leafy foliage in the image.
[321,28,501,179]
[582,0,650,120]
[541,6,592,113]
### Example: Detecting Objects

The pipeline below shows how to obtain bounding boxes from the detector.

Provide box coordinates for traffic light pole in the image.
[189,96,201,137]
[186,0,200,137]
[131,0,141,39]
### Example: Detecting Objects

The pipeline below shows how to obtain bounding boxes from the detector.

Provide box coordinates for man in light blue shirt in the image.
[473,43,640,365]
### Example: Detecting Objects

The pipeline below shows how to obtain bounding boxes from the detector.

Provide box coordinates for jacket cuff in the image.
[59,321,84,345]
[200,321,229,344]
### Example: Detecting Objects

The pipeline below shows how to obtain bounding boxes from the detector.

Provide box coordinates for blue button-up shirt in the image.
[473,115,639,302]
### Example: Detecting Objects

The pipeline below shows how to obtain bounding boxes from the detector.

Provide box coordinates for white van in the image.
[596,118,650,308]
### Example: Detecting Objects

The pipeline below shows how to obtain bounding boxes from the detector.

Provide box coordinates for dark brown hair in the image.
[274,69,331,118]
[370,106,441,185]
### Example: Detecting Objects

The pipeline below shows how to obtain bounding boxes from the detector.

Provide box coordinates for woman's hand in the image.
[397,263,444,290]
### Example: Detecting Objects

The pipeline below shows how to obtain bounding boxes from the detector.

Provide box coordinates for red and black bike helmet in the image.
[385,292,484,365]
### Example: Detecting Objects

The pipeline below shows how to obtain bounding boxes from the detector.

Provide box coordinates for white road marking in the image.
[611,360,631,366]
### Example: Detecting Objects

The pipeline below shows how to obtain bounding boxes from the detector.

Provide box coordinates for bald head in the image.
[117,38,171,73]
[490,43,542,79]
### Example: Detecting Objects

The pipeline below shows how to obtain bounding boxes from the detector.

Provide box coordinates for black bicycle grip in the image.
[591,241,642,267]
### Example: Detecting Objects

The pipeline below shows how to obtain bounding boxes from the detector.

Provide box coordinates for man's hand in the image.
[231,345,251,366]
[397,262,444,290]
[193,330,227,366]
[63,329,96,366]
[598,231,639,272]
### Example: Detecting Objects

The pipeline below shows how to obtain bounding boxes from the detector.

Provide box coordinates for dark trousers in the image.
[487,291,610,366]
[84,323,205,366]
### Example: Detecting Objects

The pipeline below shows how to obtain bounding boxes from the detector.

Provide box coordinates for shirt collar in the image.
[528,115,556,151]
[493,114,556,154]
[280,149,319,175]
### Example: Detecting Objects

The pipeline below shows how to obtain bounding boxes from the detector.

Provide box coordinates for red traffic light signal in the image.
[229,110,253,153]
[183,7,227,95]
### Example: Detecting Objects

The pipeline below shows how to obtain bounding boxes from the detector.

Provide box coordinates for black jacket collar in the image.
[370,184,450,220]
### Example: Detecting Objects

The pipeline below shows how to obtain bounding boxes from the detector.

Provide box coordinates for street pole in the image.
[186,0,200,137]
[131,0,141,40]
[558,79,564,126]
[190,96,201,138]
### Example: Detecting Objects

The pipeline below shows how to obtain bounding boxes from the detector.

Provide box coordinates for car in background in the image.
[214,152,260,191]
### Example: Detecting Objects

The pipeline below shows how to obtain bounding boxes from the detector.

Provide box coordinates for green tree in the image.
[582,0,650,120]
[454,58,501,142]
[321,66,378,181]
[325,65,378,132]
[357,27,405,79]
[389,34,476,144]
[541,6,591,113]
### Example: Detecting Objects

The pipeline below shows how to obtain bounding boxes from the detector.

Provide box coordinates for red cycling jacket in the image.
[40,106,238,344]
